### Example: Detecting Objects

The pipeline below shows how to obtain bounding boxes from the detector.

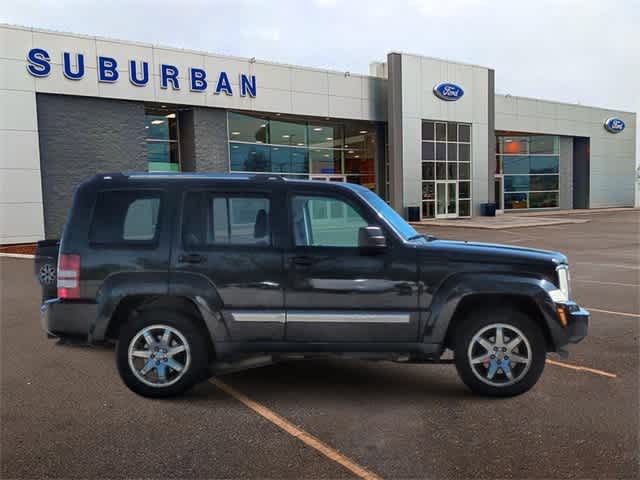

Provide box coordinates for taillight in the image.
[58,254,80,299]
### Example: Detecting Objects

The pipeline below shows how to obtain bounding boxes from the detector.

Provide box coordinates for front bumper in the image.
[562,302,589,344]
[41,298,95,338]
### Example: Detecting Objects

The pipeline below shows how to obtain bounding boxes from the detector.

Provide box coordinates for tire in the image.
[453,308,546,397]
[116,310,209,398]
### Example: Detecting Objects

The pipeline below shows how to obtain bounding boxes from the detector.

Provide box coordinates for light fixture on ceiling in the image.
[231,131,240,135]
[232,145,239,149]
[161,105,167,108]
[282,134,290,138]
[165,113,176,119]
[345,144,349,148]
[359,130,368,134]
[151,120,164,125]
[313,127,323,132]
[348,150,354,154]
[144,126,149,129]
[297,142,304,146]
[323,154,329,158]
[355,155,360,158]
[260,123,267,127]
[326,137,333,141]
[274,147,279,151]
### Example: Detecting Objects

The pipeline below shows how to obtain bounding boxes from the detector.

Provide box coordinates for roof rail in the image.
[250,173,286,182]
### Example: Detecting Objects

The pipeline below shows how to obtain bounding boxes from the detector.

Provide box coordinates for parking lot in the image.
[1,210,638,479]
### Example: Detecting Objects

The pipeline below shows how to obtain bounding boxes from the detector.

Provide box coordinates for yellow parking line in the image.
[586,307,640,318]
[210,378,382,480]
[546,359,617,378]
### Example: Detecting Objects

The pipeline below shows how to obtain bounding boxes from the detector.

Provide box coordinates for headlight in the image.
[554,264,571,302]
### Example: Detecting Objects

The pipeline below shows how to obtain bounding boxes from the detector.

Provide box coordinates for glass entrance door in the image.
[436,181,458,218]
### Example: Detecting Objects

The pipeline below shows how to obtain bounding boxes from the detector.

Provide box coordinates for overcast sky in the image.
[3,0,639,162]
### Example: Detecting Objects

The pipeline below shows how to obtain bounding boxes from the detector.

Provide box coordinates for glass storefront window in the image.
[530,135,559,154]
[227,112,377,189]
[421,120,472,218]
[146,109,180,172]
[310,149,340,174]
[504,193,528,209]
[230,143,271,172]
[270,120,307,147]
[228,112,269,143]
[497,134,560,210]
[309,124,343,149]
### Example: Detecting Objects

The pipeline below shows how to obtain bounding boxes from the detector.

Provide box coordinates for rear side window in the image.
[182,192,271,248]
[89,190,161,245]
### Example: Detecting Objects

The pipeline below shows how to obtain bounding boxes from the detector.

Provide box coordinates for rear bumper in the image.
[41,298,95,338]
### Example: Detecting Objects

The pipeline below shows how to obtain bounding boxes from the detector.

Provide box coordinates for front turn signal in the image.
[557,306,568,327]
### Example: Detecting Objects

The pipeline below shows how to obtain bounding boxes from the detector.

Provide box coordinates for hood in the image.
[421,239,568,267]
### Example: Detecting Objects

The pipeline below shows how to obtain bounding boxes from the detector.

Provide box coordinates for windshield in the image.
[354,187,422,241]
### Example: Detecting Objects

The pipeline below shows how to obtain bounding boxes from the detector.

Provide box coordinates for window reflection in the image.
[145,109,180,172]
[227,112,377,189]
[497,134,560,209]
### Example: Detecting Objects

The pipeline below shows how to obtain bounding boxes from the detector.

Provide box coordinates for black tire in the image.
[453,308,546,397]
[116,310,209,398]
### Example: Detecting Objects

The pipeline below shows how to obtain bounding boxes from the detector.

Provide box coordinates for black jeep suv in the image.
[39,172,588,398]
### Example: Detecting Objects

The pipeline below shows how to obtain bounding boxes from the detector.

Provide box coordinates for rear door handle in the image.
[292,256,313,267]
[178,253,206,264]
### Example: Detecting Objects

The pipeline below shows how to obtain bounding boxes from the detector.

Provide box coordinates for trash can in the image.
[406,206,420,222]
[480,203,497,217]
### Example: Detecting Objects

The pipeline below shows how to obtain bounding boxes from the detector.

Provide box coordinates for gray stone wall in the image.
[192,107,228,172]
[36,93,146,238]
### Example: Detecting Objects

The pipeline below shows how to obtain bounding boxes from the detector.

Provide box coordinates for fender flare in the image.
[424,272,566,349]
[90,271,229,344]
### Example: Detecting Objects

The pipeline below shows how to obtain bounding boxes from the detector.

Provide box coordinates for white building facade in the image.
[0,24,636,244]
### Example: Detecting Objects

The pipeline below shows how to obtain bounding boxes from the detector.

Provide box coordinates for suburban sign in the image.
[26,48,257,97]
[433,82,464,101]
[603,117,625,134]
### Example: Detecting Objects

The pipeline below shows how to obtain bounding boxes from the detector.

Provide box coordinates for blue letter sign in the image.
[26,48,51,77]
[98,56,119,82]
[25,47,258,98]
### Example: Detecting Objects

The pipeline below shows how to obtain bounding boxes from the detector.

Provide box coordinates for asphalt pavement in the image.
[1,210,638,479]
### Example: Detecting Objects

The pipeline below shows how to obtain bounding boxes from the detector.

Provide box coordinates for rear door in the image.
[171,183,286,342]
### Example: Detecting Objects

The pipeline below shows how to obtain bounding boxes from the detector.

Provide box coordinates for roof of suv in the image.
[88,172,371,195]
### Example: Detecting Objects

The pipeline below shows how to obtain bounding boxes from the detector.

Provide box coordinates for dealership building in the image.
[0,23,637,244]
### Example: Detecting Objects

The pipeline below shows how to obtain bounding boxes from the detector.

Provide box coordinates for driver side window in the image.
[291,195,368,247]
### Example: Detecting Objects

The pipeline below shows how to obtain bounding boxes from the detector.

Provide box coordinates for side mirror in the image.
[358,226,387,250]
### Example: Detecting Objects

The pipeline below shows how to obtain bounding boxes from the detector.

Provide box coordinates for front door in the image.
[283,187,420,344]
[436,181,458,218]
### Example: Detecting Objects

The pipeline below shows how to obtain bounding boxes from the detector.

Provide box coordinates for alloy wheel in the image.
[127,324,191,388]
[467,323,532,387]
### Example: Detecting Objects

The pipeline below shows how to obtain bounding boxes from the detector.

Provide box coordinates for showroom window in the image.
[228,112,378,192]
[496,135,559,209]
[421,121,472,218]
[145,109,180,172]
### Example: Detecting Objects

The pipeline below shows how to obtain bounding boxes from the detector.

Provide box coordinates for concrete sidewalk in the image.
[412,207,639,230]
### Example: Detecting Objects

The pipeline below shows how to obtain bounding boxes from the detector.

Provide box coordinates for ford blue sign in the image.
[433,82,464,101]
[604,117,625,134]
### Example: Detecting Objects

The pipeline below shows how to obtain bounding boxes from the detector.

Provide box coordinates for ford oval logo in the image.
[604,117,625,133]
[433,82,464,101]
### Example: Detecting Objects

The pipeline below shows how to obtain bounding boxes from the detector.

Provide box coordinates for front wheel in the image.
[453,309,546,397]
[116,311,208,398]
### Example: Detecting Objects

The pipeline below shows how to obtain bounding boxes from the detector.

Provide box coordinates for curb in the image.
[0,253,36,259]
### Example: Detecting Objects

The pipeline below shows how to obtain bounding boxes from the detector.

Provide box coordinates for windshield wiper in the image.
[407,234,436,242]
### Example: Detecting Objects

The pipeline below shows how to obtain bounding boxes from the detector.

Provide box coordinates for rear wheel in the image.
[453,308,546,397]
[116,311,208,398]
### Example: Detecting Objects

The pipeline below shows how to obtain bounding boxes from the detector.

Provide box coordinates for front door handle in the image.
[179,253,206,264]
[292,256,313,267]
